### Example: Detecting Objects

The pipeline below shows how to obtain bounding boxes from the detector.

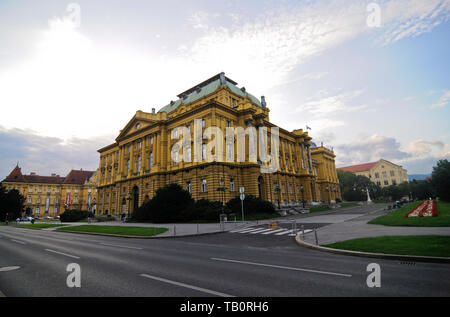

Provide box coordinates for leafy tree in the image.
[337,170,382,201]
[432,159,450,201]
[60,209,89,222]
[226,195,275,216]
[132,183,194,223]
[0,184,25,221]
[183,199,224,222]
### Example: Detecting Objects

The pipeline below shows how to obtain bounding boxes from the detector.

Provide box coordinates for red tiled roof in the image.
[2,166,94,185]
[338,162,378,173]
[63,170,95,185]
[3,166,66,184]
[3,165,27,182]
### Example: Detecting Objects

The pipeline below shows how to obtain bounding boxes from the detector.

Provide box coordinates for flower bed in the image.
[405,200,438,218]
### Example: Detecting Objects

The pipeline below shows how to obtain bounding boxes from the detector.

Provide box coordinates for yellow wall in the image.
[97,76,342,214]
[354,160,409,187]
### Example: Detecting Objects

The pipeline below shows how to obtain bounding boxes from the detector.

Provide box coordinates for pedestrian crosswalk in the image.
[230,226,313,237]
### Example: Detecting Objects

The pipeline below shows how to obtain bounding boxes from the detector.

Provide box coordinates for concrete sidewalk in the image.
[55,220,250,237]
[300,207,450,246]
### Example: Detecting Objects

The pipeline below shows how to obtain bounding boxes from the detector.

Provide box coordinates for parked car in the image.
[53,215,60,220]
[43,216,51,219]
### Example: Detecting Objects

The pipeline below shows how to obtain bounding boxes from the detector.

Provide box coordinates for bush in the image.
[226,195,275,216]
[60,209,89,222]
[183,199,224,222]
[131,183,194,223]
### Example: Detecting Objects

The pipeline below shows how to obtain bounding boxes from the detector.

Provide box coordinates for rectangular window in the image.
[230,179,235,192]
[137,156,141,173]
[186,146,191,162]
[201,179,207,192]
[382,171,387,177]
[186,182,191,193]
[150,136,153,145]
[384,180,389,185]
[126,159,130,175]
[202,143,206,160]
[375,172,380,178]
[201,118,205,128]
[149,152,153,169]
[390,170,395,176]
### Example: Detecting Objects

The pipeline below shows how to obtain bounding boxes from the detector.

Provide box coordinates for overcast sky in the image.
[1,0,449,179]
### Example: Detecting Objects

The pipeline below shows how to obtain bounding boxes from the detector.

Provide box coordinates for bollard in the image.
[174,224,176,236]
[314,228,319,245]
[301,225,305,240]
[197,223,199,234]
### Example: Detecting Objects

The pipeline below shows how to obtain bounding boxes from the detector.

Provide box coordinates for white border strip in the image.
[45,249,80,259]
[211,257,352,277]
[140,273,234,297]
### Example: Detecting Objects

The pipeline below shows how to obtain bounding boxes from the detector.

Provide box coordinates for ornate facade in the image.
[97,73,341,215]
[2,165,98,216]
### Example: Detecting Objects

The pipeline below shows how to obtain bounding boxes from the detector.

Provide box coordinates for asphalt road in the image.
[1,219,449,297]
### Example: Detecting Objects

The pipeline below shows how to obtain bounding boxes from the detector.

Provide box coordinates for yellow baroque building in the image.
[338,159,409,188]
[2,165,98,216]
[97,73,341,216]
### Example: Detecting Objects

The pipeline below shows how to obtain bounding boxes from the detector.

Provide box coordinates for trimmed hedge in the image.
[226,195,275,216]
[60,209,89,222]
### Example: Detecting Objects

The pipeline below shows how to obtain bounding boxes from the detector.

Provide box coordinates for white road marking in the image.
[45,249,80,259]
[289,229,313,236]
[140,273,234,297]
[99,243,143,250]
[248,228,273,234]
[274,229,295,235]
[261,228,286,235]
[231,228,262,233]
[11,239,26,244]
[211,258,353,278]
[0,266,20,272]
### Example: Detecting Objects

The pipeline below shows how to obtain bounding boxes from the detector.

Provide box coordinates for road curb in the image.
[51,228,229,239]
[294,234,450,264]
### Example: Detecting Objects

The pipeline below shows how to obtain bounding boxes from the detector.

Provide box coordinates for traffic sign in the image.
[240,193,245,201]
[240,187,245,194]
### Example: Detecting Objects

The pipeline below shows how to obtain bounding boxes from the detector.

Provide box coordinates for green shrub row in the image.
[131,183,276,223]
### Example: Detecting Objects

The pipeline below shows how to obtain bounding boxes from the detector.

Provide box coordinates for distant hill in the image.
[409,174,431,181]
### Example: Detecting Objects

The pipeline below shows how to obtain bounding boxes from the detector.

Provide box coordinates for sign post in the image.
[239,187,245,222]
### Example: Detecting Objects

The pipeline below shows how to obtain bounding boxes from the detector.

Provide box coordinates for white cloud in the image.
[431,89,450,109]
[377,0,450,45]
[407,139,445,155]
[335,134,410,167]
[0,0,449,143]
[296,90,366,114]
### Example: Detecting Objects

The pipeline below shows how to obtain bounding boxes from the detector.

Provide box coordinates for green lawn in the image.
[340,203,358,208]
[369,201,450,227]
[324,235,450,258]
[309,206,331,213]
[15,223,66,229]
[57,225,168,237]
